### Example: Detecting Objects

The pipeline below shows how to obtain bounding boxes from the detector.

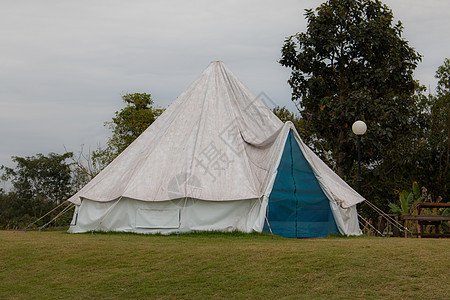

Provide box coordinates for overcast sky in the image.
[1,0,449,182]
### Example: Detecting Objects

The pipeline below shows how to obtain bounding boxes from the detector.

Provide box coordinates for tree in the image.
[1,153,74,203]
[402,59,450,202]
[91,93,164,171]
[430,58,450,198]
[279,0,422,180]
[0,152,75,229]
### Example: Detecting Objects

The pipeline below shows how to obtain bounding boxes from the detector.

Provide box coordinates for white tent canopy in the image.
[68,61,364,237]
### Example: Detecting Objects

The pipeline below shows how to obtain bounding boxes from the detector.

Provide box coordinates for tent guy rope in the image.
[39,202,75,232]
[24,200,70,231]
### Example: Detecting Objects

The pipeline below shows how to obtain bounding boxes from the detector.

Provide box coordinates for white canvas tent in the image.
[68,61,364,237]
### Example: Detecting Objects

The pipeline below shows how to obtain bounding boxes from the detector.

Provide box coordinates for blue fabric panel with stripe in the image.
[264,131,338,238]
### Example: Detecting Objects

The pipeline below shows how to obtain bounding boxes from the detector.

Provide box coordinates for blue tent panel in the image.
[264,131,338,238]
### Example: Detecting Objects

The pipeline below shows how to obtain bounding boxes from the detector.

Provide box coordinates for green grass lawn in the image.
[0,230,448,299]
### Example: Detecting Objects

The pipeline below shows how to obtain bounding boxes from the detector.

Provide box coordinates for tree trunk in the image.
[336,129,346,178]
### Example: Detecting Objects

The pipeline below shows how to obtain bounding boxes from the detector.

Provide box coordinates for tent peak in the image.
[208,61,225,68]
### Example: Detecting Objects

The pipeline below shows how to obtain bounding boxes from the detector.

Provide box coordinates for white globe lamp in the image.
[352,120,367,135]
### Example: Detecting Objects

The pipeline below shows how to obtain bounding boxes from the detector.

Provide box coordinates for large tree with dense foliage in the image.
[279,0,422,180]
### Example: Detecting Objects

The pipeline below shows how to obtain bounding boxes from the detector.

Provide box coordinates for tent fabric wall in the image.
[69,197,262,234]
[67,61,364,237]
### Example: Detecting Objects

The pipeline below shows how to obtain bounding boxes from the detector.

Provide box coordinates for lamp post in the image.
[352,120,367,194]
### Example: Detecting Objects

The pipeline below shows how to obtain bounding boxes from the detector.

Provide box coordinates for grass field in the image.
[0,230,449,299]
